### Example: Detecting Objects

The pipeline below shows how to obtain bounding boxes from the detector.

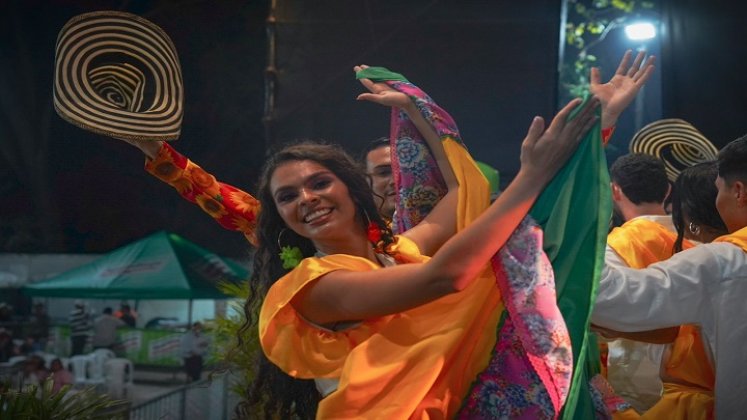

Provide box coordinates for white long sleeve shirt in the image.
[604,216,676,411]
[593,242,747,417]
[180,331,209,358]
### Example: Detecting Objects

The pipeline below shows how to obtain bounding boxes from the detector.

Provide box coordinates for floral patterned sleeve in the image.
[144,143,260,246]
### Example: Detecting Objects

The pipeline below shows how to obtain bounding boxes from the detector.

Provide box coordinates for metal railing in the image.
[130,373,238,420]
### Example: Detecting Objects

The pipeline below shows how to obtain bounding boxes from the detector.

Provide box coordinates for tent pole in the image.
[188,299,193,326]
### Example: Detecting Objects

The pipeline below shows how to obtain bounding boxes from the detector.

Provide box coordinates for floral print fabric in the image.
[385,81,456,233]
[459,218,573,419]
[459,318,556,419]
[381,76,572,418]
[144,143,261,246]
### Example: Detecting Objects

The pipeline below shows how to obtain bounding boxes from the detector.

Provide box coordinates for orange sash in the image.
[714,225,747,252]
[606,218,688,344]
[607,218,687,268]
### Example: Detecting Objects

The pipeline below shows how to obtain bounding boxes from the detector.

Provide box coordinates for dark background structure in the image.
[1,0,746,257]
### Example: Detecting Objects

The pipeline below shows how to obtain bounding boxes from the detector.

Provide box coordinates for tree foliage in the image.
[0,378,127,420]
[560,0,655,101]
[208,281,260,402]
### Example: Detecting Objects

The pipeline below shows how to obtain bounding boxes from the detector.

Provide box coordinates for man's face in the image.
[366,146,395,218]
[715,176,746,233]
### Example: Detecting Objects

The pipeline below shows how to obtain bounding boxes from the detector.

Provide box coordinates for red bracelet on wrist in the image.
[601,126,616,146]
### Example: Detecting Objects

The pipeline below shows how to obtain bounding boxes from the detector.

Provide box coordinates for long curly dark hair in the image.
[671,161,728,253]
[234,142,393,419]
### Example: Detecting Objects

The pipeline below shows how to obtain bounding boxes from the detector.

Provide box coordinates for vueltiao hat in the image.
[53,11,183,141]
[629,118,718,182]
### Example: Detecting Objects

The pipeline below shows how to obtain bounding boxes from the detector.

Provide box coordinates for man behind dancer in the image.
[603,153,672,411]
[593,136,747,417]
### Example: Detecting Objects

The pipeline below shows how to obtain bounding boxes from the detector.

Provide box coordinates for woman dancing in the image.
[245,65,599,416]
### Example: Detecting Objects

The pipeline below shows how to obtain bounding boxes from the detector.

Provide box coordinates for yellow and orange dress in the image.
[142,107,506,417]
[258,135,505,418]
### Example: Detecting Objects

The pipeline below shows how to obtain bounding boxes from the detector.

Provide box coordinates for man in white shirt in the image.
[593,136,747,417]
[180,322,210,382]
[603,153,673,412]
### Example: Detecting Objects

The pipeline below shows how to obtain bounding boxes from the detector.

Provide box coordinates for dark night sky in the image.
[1,0,746,257]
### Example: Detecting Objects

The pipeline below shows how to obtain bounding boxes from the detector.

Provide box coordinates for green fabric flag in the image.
[355,66,409,83]
[475,160,500,197]
[530,95,611,419]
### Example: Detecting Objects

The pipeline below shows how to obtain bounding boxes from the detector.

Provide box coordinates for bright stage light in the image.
[624,22,657,41]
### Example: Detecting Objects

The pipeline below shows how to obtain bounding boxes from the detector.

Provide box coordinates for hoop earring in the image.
[277,228,302,269]
[688,222,701,236]
[277,228,289,249]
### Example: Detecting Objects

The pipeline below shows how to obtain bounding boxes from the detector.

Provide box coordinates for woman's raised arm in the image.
[124,138,261,246]
[355,66,462,256]
[293,97,599,325]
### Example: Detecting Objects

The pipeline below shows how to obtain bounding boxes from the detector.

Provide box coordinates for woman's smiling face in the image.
[270,159,360,248]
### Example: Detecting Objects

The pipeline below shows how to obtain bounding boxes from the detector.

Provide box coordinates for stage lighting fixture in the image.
[624,22,656,41]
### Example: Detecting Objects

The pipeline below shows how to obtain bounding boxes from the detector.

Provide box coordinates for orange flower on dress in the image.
[188,165,220,197]
[188,166,217,188]
[146,146,182,182]
[227,190,260,218]
[196,193,228,219]
[171,178,193,195]
[230,215,257,236]
[153,161,182,183]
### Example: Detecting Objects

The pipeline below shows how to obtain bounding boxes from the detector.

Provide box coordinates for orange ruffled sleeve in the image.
[260,236,427,378]
[259,254,394,379]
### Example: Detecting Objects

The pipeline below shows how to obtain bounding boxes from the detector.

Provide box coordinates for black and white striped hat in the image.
[53,11,183,141]
[629,118,718,182]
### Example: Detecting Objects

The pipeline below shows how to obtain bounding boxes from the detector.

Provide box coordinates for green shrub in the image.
[0,378,128,420]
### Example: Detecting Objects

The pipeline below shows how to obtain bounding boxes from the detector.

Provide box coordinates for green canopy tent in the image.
[22,231,250,323]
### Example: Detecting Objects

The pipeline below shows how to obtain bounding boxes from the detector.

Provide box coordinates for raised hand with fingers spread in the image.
[590,50,656,129]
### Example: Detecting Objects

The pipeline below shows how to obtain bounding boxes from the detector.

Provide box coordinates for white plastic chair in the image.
[89,349,115,381]
[92,348,116,360]
[7,355,26,366]
[69,355,90,386]
[70,354,106,389]
[104,358,134,399]
[35,352,57,368]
